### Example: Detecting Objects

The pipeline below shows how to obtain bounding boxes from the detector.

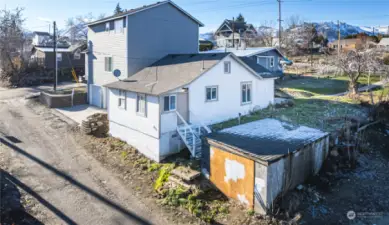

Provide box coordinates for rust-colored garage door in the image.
[210,146,254,208]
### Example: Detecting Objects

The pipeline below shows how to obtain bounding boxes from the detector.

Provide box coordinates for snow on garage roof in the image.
[207,118,329,163]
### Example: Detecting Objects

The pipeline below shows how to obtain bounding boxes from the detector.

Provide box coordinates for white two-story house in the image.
[104,53,279,162]
[86,0,204,108]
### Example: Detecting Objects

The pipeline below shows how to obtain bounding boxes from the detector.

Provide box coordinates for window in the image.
[114,19,124,33]
[270,57,274,67]
[105,22,110,32]
[118,90,126,110]
[256,57,260,65]
[164,95,176,112]
[105,57,113,72]
[137,94,146,116]
[241,82,252,104]
[205,86,218,102]
[56,53,62,62]
[74,52,81,60]
[224,61,231,74]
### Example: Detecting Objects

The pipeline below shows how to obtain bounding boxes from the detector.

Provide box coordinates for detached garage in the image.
[205,119,330,215]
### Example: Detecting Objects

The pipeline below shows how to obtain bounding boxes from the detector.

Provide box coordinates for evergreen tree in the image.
[114,3,124,15]
[236,13,245,23]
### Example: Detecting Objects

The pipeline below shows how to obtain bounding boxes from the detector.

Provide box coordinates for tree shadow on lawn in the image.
[0,137,153,225]
[278,76,349,95]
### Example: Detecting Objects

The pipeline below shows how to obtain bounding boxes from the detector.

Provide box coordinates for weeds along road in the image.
[0,95,172,225]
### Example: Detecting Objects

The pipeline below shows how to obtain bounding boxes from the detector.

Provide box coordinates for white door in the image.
[90,84,102,108]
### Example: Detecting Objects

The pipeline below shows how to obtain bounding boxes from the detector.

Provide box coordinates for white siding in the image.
[108,88,161,161]
[188,55,275,125]
[87,23,128,86]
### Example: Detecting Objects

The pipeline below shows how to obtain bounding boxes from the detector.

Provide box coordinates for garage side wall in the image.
[266,136,330,213]
[254,162,268,214]
[210,146,255,208]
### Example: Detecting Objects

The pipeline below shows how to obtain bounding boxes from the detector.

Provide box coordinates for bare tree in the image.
[0,7,25,77]
[338,49,380,95]
[285,15,303,29]
[64,13,102,44]
[255,21,276,47]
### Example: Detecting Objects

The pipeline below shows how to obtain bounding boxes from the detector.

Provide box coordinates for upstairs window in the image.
[164,95,176,112]
[74,52,81,60]
[270,57,275,67]
[118,90,126,110]
[206,86,218,102]
[241,82,252,104]
[137,94,146,116]
[114,19,124,33]
[56,53,62,62]
[105,57,113,72]
[224,61,231,74]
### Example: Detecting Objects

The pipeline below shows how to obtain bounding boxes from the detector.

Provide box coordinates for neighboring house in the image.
[328,36,375,52]
[199,39,214,51]
[104,53,279,162]
[378,38,389,48]
[214,19,257,48]
[30,44,86,70]
[86,0,204,109]
[204,47,286,74]
[32,31,51,46]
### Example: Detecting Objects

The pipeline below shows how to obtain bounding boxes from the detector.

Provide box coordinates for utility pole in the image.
[277,0,283,45]
[232,17,235,48]
[337,20,341,57]
[53,21,57,91]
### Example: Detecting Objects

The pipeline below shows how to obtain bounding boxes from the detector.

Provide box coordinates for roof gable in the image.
[88,1,203,27]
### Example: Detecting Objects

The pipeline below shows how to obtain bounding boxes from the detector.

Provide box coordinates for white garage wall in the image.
[188,55,275,125]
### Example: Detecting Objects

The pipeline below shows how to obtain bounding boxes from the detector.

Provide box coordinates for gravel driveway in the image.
[0,95,171,225]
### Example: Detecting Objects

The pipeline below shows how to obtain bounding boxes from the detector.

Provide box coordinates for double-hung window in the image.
[206,86,218,102]
[105,57,113,72]
[114,19,123,33]
[118,90,126,110]
[224,61,231,74]
[105,22,110,32]
[137,94,146,116]
[241,82,252,104]
[164,95,176,112]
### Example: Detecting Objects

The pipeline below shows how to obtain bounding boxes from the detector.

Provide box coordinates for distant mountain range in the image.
[200,22,389,43]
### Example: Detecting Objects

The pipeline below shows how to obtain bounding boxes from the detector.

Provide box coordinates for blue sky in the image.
[3,0,389,33]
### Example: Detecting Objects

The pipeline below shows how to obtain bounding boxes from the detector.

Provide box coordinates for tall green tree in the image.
[236,13,245,23]
[114,3,124,15]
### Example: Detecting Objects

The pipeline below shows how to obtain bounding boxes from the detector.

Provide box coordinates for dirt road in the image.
[0,95,171,224]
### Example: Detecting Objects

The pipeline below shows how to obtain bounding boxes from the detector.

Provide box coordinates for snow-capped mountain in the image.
[200,22,389,43]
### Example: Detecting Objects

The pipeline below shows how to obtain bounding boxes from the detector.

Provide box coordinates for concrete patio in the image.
[55,104,106,125]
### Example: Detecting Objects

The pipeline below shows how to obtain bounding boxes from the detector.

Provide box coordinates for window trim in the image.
[241,82,252,105]
[205,86,218,102]
[104,56,113,72]
[224,61,231,74]
[118,90,126,110]
[136,93,147,117]
[163,94,177,112]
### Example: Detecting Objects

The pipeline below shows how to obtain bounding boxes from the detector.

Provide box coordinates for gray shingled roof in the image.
[207,119,329,164]
[104,53,230,95]
[88,1,203,27]
[238,57,281,78]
